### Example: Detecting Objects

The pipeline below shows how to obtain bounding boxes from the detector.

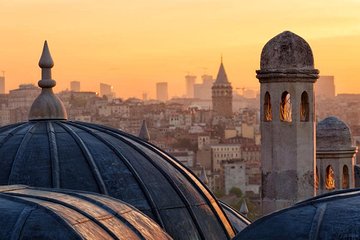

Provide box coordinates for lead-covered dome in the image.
[0,185,171,240]
[317,116,353,150]
[0,41,237,240]
[0,120,235,239]
[235,188,360,239]
[260,31,315,71]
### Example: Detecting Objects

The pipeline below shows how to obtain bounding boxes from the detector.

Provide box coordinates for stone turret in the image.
[258,31,319,214]
[316,116,358,194]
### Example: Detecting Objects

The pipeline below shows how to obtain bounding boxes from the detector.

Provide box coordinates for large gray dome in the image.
[0,185,171,240]
[0,120,235,239]
[260,31,315,71]
[235,188,360,239]
[317,116,353,150]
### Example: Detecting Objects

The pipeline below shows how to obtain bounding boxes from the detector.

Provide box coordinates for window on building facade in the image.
[264,92,272,121]
[325,165,335,190]
[300,91,309,122]
[280,91,292,122]
[343,165,349,189]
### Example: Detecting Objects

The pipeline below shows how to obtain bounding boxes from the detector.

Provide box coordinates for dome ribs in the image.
[8,123,38,185]
[308,204,327,240]
[0,191,82,239]
[74,122,207,240]
[65,121,165,229]
[10,205,36,239]
[0,186,172,240]
[56,191,147,240]
[0,123,26,148]
[46,122,60,188]
[57,122,108,195]
[139,140,235,238]
[80,122,235,238]
[5,191,121,240]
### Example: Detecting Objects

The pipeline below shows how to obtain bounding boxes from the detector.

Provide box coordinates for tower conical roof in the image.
[139,120,150,141]
[214,60,230,84]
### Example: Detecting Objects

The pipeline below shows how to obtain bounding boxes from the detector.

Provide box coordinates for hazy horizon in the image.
[1,0,360,98]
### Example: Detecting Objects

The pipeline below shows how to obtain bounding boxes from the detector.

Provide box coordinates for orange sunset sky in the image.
[0,0,360,99]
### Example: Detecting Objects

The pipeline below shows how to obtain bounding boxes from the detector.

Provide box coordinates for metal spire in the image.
[29,41,68,121]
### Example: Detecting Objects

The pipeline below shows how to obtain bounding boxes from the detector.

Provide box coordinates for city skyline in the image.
[1,0,360,98]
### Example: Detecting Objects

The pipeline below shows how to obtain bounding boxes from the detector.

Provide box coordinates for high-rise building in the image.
[185,75,196,98]
[100,83,115,101]
[316,75,335,99]
[194,75,214,100]
[70,81,80,92]
[212,60,233,117]
[156,82,168,102]
[0,76,5,94]
[258,31,318,214]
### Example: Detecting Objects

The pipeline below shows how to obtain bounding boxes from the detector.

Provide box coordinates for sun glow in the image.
[1,0,360,98]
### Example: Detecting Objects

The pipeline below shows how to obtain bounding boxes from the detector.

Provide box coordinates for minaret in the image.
[212,58,233,118]
[257,31,319,214]
[139,120,150,141]
[29,41,67,120]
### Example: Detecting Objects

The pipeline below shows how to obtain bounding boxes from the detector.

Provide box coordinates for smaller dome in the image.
[235,188,360,239]
[317,116,353,150]
[260,31,314,71]
[0,185,171,240]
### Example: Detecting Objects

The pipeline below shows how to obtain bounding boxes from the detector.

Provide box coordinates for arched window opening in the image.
[264,92,272,121]
[315,167,319,190]
[342,165,349,189]
[300,91,309,122]
[325,165,335,190]
[280,91,292,122]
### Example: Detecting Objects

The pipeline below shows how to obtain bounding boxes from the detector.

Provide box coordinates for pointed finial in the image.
[199,167,209,185]
[139,120,150,141]
[28,41,67,121]
[221,54,223,64]
[39,41,54,69]
[240,199,249,217]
